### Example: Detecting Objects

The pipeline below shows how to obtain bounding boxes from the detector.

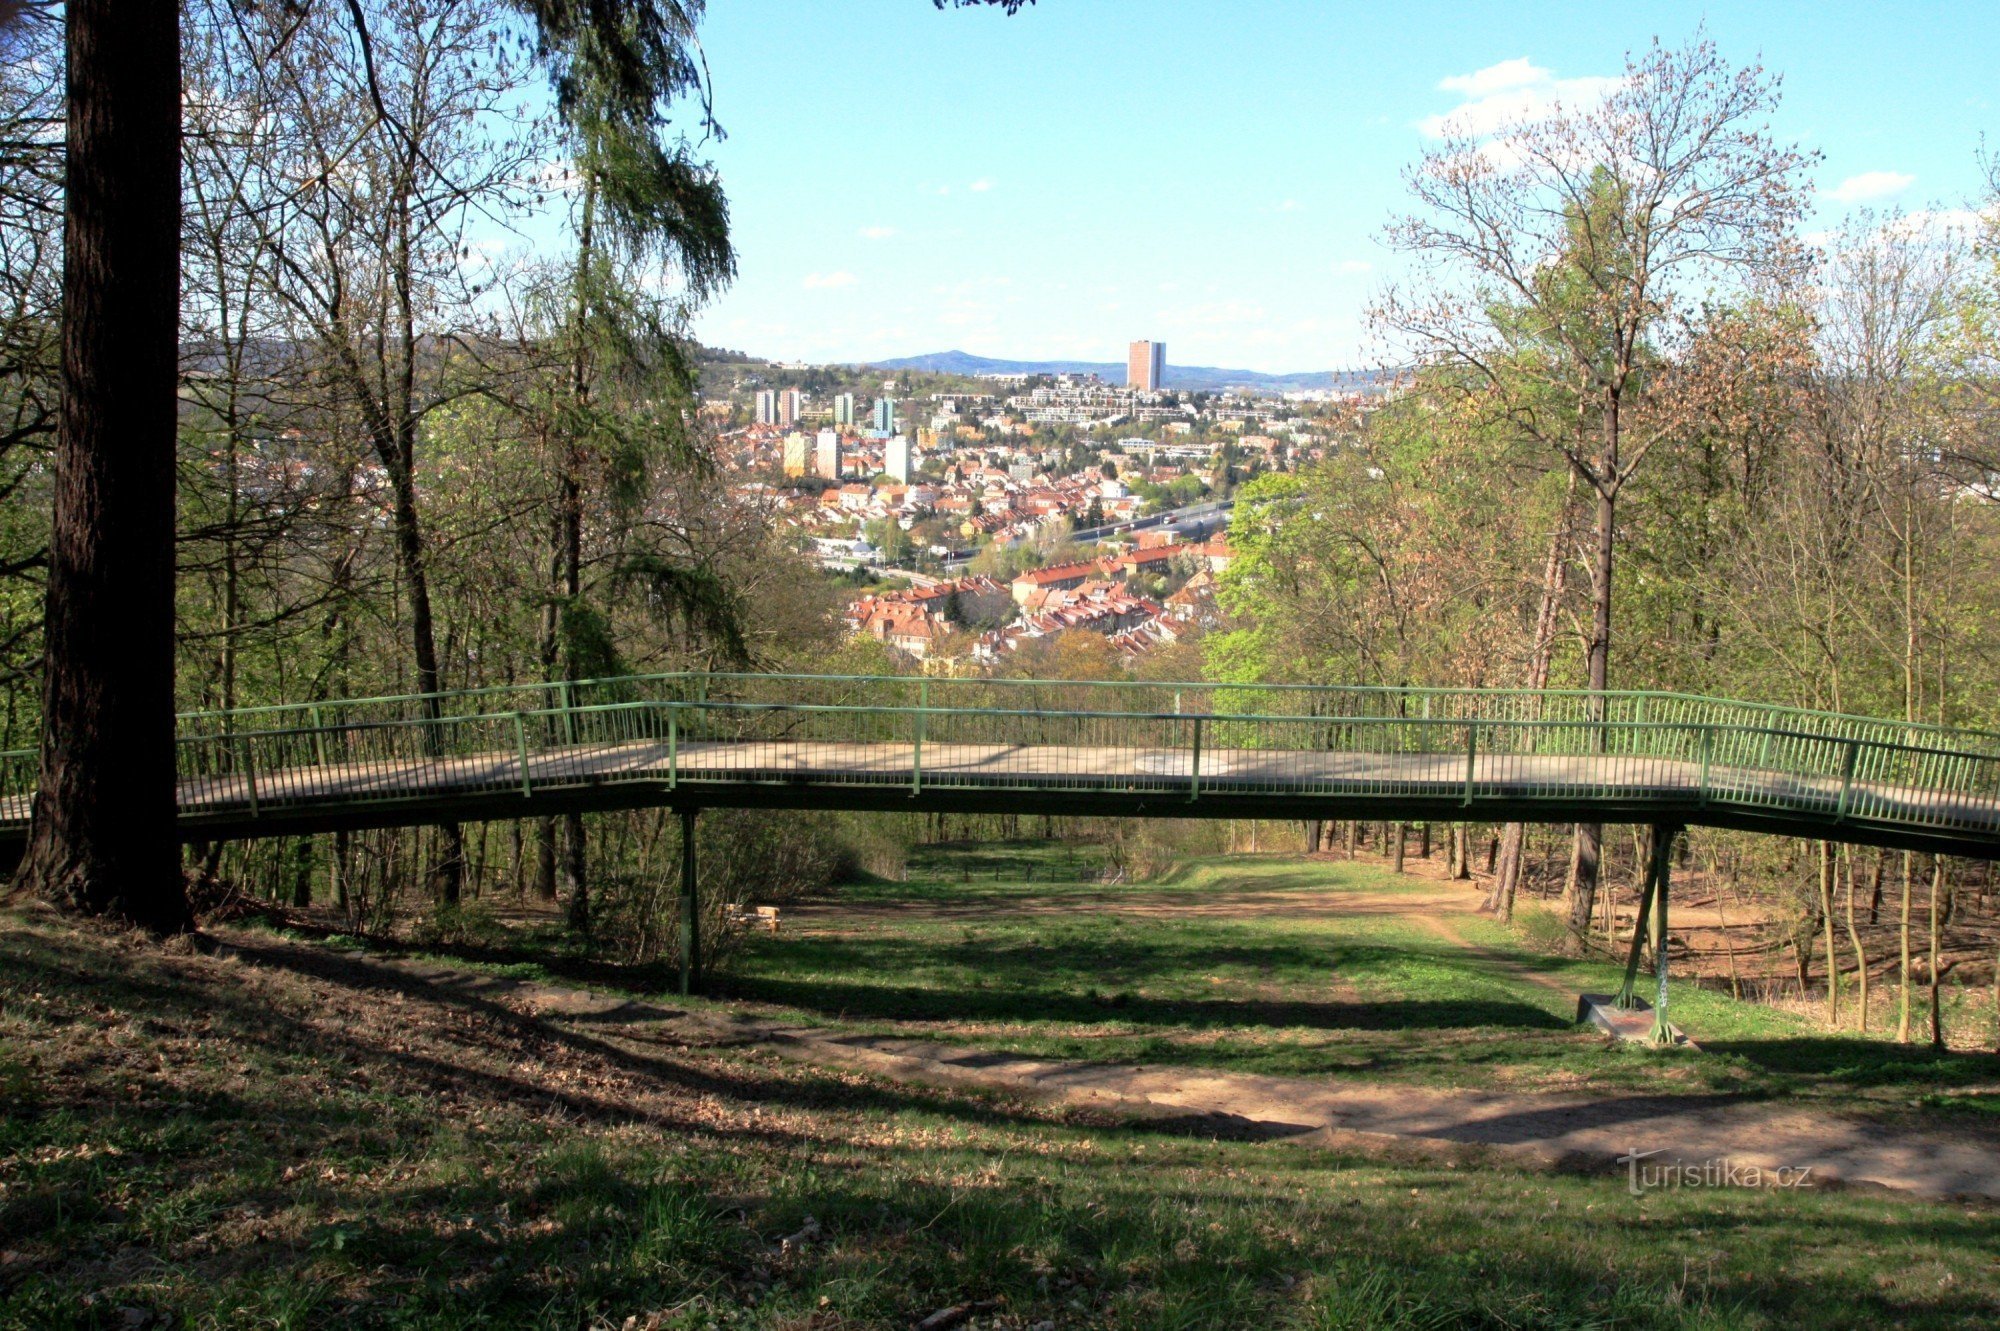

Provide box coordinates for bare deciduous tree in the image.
[1378,32,1812,946]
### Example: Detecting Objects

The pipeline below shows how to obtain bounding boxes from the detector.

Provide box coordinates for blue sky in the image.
[670,1,1997,372]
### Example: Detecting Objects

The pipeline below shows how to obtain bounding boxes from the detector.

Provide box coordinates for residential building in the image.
[755,389,777,425]
[782,432,809,478]
[814,428,841,480]
[779,389,803,428]
[885,434,914,483]
[873,396,896,433]
[1127,339,1165,392]
[833,393,856,427]
[1010,559,1103,605]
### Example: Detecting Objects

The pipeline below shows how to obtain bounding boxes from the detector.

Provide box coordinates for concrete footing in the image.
[1575,993,1695,1048]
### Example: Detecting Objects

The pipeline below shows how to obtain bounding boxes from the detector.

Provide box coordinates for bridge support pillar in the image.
[1647,824,1678,1046]
[680,807,701,997]
[1616,824,1679,1019]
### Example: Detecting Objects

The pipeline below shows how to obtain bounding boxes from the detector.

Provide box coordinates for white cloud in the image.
[1830,170,1915,203]
[858,226,898,240]
[1333,259,1372,275]
[1439,56,1547,98]
[969,178,995,193]
[1272,199,1303,213]
[1421,57,1620,139]
[802,271,858,290]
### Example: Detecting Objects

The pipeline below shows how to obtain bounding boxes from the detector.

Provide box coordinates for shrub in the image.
[1514,905,1570,954]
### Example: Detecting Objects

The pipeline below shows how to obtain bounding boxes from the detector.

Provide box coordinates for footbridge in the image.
[3,672,1996,860]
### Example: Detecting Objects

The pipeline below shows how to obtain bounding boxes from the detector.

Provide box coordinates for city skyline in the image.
[679,1,1999,373]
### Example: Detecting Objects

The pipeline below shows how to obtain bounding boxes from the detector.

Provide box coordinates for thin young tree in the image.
[241,0,544,904]
[528,10,734,932]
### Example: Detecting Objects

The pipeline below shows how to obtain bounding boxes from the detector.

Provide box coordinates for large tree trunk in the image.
[14,0,189,934]
[1489,823,1525,917]
[536,819,558,900]
[290,836,314,909]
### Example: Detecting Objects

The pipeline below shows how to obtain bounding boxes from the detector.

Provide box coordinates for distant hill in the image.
[862,350,1390,394]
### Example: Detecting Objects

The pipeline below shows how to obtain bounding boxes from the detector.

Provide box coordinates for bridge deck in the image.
[2,675,1997,858]
[4,736,1994,859]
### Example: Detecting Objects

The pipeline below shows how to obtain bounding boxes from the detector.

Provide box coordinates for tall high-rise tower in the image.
[1127,340,1165,392]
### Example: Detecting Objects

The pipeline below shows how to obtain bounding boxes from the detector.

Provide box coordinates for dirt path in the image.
[278,942,2000,1203]
[784,880,1473,925]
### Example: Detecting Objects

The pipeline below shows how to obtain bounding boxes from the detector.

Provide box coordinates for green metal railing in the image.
[1,673,1996,852]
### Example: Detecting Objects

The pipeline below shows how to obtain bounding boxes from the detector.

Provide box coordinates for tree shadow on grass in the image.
[1699,1034,2000,1094]
[0,928,1168,1154]
[726,976,1566,1035]
[10,919,2000,1330]
[907,839,1104,882]
[723,927,1568,1033]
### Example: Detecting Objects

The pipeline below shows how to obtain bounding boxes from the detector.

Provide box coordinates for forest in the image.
[2,12,1998,1038]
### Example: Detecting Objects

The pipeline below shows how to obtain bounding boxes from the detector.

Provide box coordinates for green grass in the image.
[724,845,2000,1111]
[5,906,2000,1329]
[6,851,2000,1329]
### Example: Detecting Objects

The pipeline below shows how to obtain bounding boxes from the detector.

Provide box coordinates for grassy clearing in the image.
[725,845,2000,1113]
[3,907,1999,1329]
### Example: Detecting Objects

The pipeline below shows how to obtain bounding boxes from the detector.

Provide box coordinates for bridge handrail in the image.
[7,688,1999,769]
[683,673,2000,749]
[151,670,2000,759]
[3,682,1995,855]
[140,697,2000,766]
